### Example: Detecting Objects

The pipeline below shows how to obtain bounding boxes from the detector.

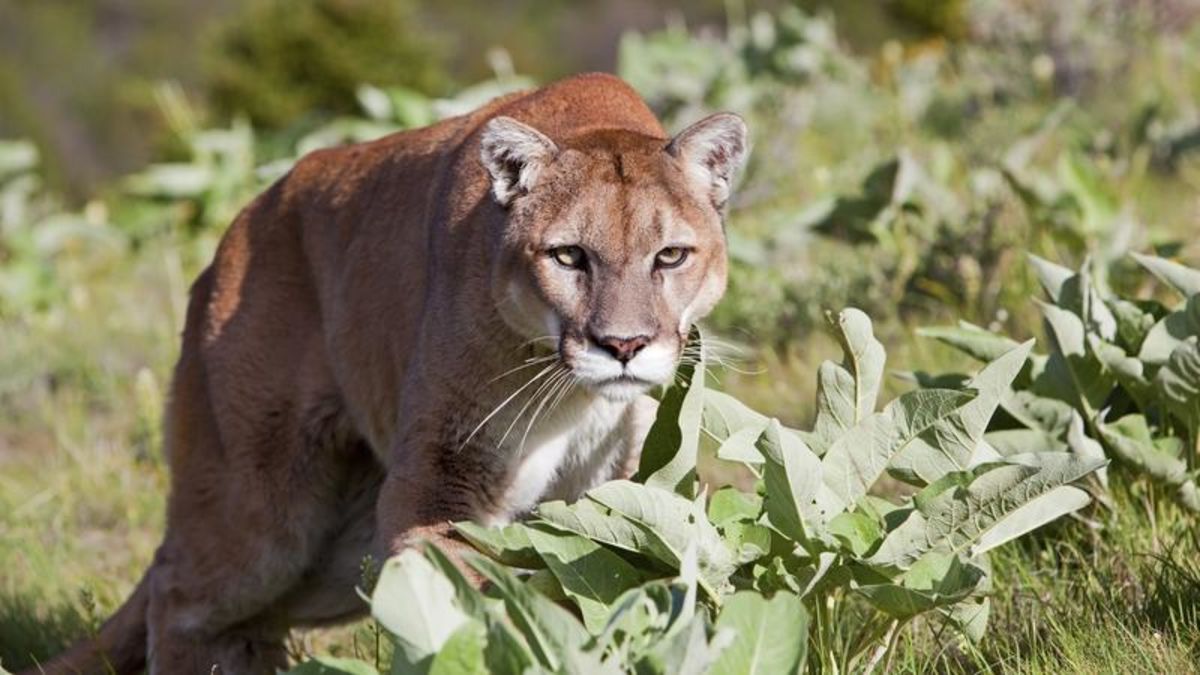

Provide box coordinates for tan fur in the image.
[35,73,746,674]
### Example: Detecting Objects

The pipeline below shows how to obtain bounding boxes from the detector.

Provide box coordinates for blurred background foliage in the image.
[2,0,1199,393]
[0,0,1014,198]
[3,0,1200,669]
[2,0,1200,412]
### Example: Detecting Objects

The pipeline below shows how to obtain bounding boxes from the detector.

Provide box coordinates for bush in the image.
[286,312,1104,673]
[203,0,449,130]
[919,253,1200,512]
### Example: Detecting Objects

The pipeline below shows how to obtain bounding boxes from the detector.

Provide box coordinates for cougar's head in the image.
[481,112,748,401]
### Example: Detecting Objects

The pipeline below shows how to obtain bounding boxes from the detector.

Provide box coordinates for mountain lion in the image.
[39,72,748,674]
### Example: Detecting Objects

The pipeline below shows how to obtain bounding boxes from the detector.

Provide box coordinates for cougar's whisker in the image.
[518,368,573,453]
[488,354,558,383]
[500,366,568,454]
[459,362,557,450]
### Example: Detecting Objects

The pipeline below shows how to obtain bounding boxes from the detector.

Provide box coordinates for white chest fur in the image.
[494,393,633,522]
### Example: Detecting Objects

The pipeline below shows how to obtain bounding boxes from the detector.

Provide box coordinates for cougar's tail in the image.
[24,572,151,675]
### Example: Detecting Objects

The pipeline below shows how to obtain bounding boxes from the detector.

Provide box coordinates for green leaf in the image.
[1033,299,1114,414]
[427,622,488,675]
[1066,410,1108,489]
[598,584,678,662]
[984,429,1067,456]
[1060,265,1117,341]
[371,550,471,673]
[944,597,991,643]
[709,591,809,675]
[822,389,975,508]
[708,487,762,526]
[123,163,214,198]
[640,612,732,675]
[452,521,543,569]
[1089,335,1153,409]
[722,521,773,564]
[1154,336,1200,433]
[892,342,1033,484]
[1027,253,1076,302]
[758,418,837,541]
[283,657,381,675]
[422,545,489,620]
[714,426,769,464]
[856,553,984,618]
[587,481,738,595]
[702,390,774,465]
[636,328,705,497]
[1057,150,1118,235]
[466,555,588,672]
[1138,296,1200,365]
[828,511,883,556]
[525,526,646,634]
[917,322,1023,363]
[525,568,570,603]
[871,454,1102,567]
[968,479,1090,554]
[811,308,886,452]
[1000,390,1074,436]
[912,471,973,511]
[482,614,536,675]
[1108,298,1157,353]
[536,499,662,560]
[703,389,770,440]
[1131,252,1200,298]
[1096,414,1200,511]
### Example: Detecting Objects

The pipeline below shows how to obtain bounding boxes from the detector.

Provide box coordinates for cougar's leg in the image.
[255,442,385,629]
[372,419,509,585]
[145,321,362,673]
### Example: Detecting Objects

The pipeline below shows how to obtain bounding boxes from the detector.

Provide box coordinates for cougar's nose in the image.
[593,334,650,364]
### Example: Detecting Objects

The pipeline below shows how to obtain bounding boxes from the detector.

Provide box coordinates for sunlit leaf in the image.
[822,389,975,508]
[871,454,1101,567]
[1131,252,1200,298]
[709,591,808,675]
[526,526,646,633]
[811,308,886,452]
[892,342,1033,484]
[587,481,737,595]
[371,550,471,673]
[917,321,1023,364]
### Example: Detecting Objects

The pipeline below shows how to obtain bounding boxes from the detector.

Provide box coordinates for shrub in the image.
[202,0,449,130]
[919,253,1200,511]
[287,310,1104,673]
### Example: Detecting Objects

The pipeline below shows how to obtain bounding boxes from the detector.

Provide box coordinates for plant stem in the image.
[860,619,900,675]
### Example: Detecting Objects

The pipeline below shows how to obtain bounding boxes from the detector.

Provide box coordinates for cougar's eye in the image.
[655,247,689,269]
[549,245,587,270]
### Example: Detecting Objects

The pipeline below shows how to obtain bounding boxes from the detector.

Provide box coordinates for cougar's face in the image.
[483,114,748,402]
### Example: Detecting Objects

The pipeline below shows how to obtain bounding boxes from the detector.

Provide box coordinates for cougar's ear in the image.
[667,113,749,210]
[480,116,559,207]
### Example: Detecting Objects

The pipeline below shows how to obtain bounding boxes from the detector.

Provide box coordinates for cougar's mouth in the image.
[590,375,655,402]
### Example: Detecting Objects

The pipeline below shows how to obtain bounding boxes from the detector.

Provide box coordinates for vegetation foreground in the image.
[3,3,1200,673]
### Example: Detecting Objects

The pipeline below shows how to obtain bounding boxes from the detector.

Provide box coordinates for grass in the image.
[884,476,1200,673]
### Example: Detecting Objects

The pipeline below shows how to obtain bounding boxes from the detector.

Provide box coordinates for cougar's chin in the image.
[591,376,655,402]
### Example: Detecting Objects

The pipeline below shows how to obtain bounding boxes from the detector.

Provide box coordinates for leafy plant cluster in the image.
[617,5,1200,346]
[287,310,1103,674]
[0,73,531,320]
[919,253,1200,512]
[202,0,449,130]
